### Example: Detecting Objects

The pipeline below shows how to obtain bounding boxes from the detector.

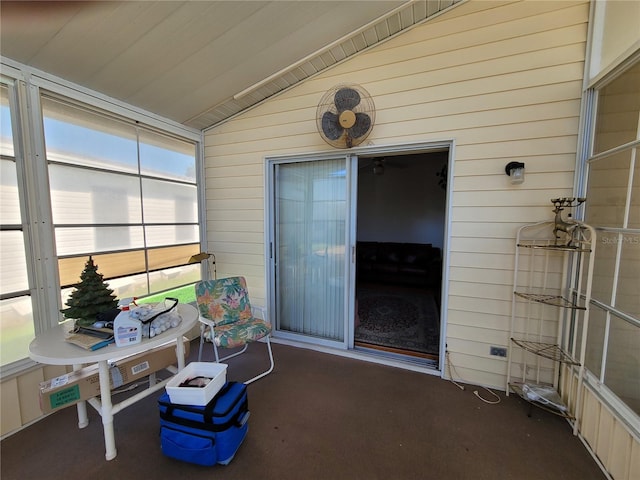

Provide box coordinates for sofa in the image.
[356,241,442,289]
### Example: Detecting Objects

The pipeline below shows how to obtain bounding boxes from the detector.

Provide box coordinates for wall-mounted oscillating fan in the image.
[316,84,375,149]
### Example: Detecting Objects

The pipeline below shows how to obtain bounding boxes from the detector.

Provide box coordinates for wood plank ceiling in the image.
[1,1,461,131]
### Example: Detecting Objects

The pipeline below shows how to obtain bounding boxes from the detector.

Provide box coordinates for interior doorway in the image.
[354,151,447,364]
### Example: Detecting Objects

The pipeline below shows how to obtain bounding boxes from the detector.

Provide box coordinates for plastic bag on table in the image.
[130,298,182,338]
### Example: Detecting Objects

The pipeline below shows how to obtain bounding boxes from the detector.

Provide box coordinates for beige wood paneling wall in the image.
[562,364,640,480]
[1,364,67,437]
[204,0,589,385]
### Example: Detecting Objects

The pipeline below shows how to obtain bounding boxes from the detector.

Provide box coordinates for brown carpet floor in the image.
[1,340,605,480]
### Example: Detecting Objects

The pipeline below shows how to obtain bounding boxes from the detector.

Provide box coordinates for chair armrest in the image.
[198,315,215,328]
[251,305,267,321]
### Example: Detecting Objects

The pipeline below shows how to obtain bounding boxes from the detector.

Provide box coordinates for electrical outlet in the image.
[490,346,507,357]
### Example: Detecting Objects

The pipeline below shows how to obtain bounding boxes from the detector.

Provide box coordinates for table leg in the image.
[176,337,186,370]
[98,360,117,461]
[73,363,89,428]
[76,401,89,428]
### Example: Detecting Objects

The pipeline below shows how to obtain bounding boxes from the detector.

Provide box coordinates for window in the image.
[0,78,203,372]
[0,83,35,366]
[40,96,202,305]
[584,61,640,416]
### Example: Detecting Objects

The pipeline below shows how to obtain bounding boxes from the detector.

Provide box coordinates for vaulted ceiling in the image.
[1,1,461,131]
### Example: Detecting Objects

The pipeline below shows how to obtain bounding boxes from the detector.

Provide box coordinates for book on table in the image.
[65,326,115,351]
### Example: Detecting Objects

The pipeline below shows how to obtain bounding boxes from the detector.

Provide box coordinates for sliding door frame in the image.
[266,151,353,349]
[266,140,453,363]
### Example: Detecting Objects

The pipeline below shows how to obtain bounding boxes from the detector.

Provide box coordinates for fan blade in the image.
[349,112,371,138]
[321,111,344,140]
[334,88,361,111]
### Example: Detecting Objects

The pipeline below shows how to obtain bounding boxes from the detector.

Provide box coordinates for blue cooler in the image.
[158,381,249,466]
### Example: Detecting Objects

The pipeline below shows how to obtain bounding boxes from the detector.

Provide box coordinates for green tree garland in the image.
[60,256,118,327]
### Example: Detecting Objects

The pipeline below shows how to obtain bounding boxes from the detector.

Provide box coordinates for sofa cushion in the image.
[356,241,441,288]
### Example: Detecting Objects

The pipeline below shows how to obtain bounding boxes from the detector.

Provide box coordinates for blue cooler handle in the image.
[237,411,250,427]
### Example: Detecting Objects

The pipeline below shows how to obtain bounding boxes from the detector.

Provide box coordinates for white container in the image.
[166,362,227,406]
[113,309,142,347]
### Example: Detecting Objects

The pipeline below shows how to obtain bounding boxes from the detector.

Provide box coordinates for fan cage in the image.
[316,83,375,149]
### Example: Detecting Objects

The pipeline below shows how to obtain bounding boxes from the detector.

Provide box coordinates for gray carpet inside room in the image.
[1,340,605,480]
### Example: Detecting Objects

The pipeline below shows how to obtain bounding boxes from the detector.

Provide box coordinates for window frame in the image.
[0,77,40,374]
[580,57,640,435]
[41,93,201,298]
[0,64,205,378]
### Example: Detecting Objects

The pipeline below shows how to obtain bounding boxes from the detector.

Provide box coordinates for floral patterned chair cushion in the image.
[195,277,272,349]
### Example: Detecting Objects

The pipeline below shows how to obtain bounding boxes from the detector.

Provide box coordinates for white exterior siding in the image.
[205,0,589,387]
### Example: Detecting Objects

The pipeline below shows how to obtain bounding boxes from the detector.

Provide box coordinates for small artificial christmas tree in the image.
[60,256,118,327]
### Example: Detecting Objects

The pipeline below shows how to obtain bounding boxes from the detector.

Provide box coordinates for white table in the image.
[29,303,198,461]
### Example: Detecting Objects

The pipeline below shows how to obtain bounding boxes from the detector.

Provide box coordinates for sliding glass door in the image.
[269,156,353,347]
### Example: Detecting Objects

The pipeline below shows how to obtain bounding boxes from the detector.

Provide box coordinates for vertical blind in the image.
[275,159,347,342]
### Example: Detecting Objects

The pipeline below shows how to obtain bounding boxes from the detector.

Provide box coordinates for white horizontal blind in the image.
[41,95,202,301]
